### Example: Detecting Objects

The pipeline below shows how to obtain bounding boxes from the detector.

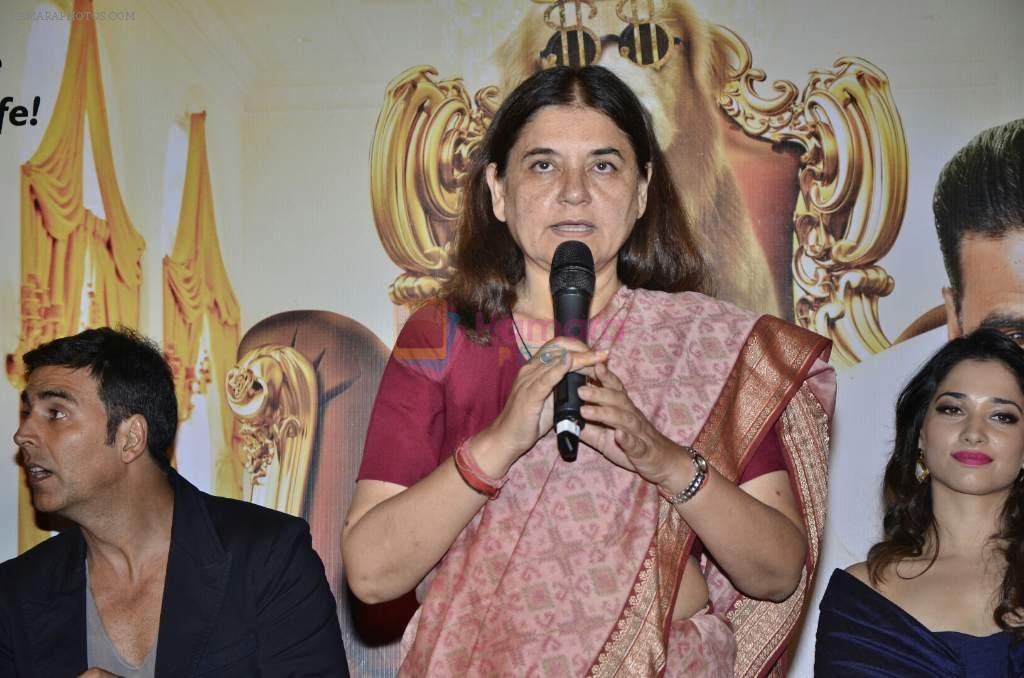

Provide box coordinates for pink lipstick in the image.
[951,451,993,466]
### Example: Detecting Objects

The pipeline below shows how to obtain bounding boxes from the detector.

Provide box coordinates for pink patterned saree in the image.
[397,288,834,677]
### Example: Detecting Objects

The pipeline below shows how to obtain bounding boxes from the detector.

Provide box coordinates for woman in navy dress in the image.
[816,329,1024,676]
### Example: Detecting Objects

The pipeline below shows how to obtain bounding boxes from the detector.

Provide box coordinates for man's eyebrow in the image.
[37,388,77,404]
[978,313,1024,333]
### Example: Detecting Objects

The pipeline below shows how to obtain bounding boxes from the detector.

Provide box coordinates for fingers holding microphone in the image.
[578,363,681,484]
[517,336,608,436]
[532,336,607,379]
[475,337,607,466]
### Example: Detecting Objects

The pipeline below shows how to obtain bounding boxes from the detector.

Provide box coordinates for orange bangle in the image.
[453,438,507,499]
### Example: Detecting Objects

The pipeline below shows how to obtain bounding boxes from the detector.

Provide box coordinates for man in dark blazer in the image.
[0,327,348,677]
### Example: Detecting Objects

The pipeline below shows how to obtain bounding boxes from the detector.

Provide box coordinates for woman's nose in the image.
[558,166,591,205]
[961,413,988,444]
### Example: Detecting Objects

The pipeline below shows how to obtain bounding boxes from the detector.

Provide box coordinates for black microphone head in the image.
[550,241,595,296]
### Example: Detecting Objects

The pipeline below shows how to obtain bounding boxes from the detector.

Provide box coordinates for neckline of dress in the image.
[834,568,1007,639]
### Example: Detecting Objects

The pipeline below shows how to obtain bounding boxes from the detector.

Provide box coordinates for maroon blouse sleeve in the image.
[357,303,451,487]
[690,422,788,559]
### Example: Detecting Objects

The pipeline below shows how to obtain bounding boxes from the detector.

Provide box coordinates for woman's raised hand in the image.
[473,337,608,468]
[578,362,687,485]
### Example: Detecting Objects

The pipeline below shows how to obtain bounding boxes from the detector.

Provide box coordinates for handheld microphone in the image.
[550,240,595,462]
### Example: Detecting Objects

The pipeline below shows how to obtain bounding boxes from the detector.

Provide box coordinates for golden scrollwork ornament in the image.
[715,25,907,367]
[370,66,499,305]
[225,345,318,517]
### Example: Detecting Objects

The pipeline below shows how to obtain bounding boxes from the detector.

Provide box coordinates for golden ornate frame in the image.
[714,26,907,367]
[370,67,499,305]
[368,29,908,367]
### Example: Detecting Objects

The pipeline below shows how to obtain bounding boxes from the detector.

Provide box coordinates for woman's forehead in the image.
[511,105,633,153]
[934,358,1024,400]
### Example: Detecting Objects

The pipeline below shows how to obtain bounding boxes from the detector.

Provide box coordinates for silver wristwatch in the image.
[661,446,708,505]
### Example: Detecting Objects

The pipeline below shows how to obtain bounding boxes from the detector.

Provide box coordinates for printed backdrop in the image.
[1,0,1022,675]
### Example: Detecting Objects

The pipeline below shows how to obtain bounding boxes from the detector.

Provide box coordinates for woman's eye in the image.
[532,160,553,172]
[594,160,615,173]
[993,412,1020,424]
[936,405,961,415]
[48,409,67,421]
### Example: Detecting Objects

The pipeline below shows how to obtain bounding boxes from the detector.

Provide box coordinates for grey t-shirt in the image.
[85,563,157,678]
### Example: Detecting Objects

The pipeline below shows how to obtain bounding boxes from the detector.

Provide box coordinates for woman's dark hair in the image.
[443,65,710,336]
[866,328,1024,637]
[22,326,178,470]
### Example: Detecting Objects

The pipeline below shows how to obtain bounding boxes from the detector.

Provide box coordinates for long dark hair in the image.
[443,65,710,337]
[867,328,1024,637]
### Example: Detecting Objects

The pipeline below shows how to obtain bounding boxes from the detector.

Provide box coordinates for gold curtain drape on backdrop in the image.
[7,0,145,553]
[163,112,242,499]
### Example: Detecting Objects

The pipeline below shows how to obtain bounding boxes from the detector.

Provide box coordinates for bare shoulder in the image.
[844,561,872,586]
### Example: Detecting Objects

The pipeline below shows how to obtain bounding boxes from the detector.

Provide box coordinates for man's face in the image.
[14,366,123,517]
[944,230,1024,345]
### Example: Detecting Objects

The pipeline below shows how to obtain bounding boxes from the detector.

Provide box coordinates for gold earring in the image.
[915,451,930,483]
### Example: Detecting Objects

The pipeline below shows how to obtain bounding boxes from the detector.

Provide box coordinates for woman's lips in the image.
[951,451,993,465]
[550,223,594,236]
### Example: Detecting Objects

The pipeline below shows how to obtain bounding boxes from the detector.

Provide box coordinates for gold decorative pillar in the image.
[225,346,317,516]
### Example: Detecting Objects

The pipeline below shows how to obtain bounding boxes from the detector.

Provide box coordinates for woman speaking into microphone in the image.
[343,65,834,677]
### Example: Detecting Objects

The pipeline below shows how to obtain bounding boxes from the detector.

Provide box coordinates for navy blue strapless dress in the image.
[814,568,1024,677]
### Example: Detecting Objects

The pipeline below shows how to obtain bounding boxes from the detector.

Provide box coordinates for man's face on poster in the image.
[943,230,1024,345]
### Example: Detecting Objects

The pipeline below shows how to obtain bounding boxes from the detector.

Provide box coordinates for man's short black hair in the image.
[22,327,178,468]
[934,118,1024,306]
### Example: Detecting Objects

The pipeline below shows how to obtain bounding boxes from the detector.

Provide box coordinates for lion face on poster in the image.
[496,0,780,315]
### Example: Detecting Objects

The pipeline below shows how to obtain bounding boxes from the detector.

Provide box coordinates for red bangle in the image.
[454,438,507,499]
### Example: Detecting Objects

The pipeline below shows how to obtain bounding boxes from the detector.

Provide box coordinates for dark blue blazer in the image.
[0,469,349,677]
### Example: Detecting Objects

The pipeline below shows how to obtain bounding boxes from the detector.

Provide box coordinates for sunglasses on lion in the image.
[534,0,683,70]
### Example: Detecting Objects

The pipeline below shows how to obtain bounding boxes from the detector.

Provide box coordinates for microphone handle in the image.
[552,288,591,462]
[554,372,586,461]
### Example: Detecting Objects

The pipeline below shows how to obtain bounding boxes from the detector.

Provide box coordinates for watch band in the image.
[658,446,708,505]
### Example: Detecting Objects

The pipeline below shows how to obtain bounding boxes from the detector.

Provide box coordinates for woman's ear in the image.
[637,162,652,218]
[485,163,507,222]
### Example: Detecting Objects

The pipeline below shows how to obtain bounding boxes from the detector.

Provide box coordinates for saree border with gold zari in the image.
[587,313,833,678]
